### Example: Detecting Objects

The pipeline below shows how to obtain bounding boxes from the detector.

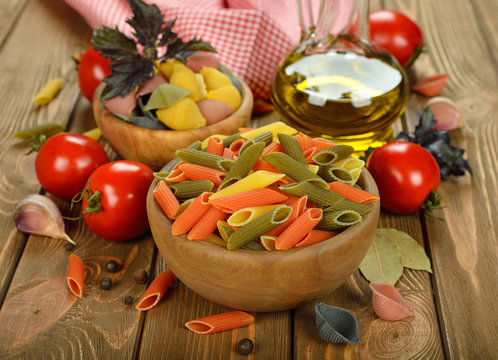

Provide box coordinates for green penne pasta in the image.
[169,180,214,201]
[263,152,329,189]
[187,140,202,150]
[176,148,234,172]
[318,166,356,185]
[238,131,273,154]
[241,241,265,251]
[203,234,227,247]
[153,172,172,182]
[227,205,292,250]
[316,210,362,230]
[277,133,307,164]
[222,132,242,147]
[171,198,196,219]
[218,142,265,190]
[217,220,234,243]
[323,199,374,216]
[278,180,344,207]
[312,145,354,166]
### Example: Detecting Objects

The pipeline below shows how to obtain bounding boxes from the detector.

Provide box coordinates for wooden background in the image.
[0,0,496,359]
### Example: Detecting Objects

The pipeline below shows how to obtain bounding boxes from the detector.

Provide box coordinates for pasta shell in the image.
[137,75,167,97]
[186,52,221,73]
[369,282,414,321]
[426,97,465,131]
[103,90,137,117]
[411,73,450,97]
[315,303,360,345]
[197,99,235,125]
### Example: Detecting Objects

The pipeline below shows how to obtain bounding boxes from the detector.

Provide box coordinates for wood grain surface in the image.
[0,0,496,359]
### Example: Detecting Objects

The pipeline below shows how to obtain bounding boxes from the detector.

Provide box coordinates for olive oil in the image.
[271,48,408,151]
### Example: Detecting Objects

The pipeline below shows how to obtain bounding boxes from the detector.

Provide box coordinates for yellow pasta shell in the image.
[156,98,206,130]
[169,63,201,101]
[206,85,241,110]
[158,58,182,79]
[195,73,207,100]
[200,67,233,91]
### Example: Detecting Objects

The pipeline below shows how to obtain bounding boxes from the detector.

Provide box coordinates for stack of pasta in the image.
[153,122,379,251]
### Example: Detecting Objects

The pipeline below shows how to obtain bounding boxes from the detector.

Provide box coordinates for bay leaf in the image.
[359,233,404,285]
[376,228,432,273]
[143,84,191,111]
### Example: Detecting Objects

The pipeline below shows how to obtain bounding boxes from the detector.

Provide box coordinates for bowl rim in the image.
[148,159,380,260]
[93,74,254,136]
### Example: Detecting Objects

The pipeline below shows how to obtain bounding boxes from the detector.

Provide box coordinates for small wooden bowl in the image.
[93,78,253,170]
[146,162,380,312]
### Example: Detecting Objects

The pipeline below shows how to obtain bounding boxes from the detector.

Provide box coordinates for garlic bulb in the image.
[13,194,75,244]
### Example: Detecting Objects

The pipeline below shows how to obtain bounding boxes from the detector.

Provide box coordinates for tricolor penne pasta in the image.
[153,122,376,251]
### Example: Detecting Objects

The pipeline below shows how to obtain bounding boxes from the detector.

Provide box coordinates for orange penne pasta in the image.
[294,132,314,151]
[172,192,213,235]
[206,136,224,156]
[185,311,254,334]
[153,181,180,218]
[165,168,189,182]
[209,188,288,212]
[239,127,254,133]
[136,270,175,311]
[265,195,308,237]
[262,141,283,155]
[312,137,336,151]
[188,205,227,240]
[252,158,280,173]
[228,138,247,154]
[294,229,339,248]
[67,254,85,298]
[276,208,323,250]
[303,147,320,163]
[328,181,380,203]
[179,163,226,186]
[222,147,235,160]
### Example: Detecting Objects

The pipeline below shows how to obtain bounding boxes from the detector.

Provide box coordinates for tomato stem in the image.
[422,190,442,212]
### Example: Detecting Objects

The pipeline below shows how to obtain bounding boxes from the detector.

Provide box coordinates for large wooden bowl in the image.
[146,161,380,312]
[93,78,253,170]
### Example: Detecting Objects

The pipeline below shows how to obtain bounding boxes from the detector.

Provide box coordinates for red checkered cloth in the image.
[64,0,305,99]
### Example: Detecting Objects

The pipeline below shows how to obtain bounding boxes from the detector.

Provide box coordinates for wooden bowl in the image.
[93,78,253,171]
[146,162,380,312]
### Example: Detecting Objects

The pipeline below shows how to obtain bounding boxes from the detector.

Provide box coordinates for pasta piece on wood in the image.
[185,311,254,334]
[136,270,175,311]
[67,254,85,298]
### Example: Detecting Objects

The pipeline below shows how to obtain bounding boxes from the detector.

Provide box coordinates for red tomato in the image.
[78,46,111,102]
[366,141,440,214]
[35,133,108,201]
[82,160,154,241]
[369,9,424,67]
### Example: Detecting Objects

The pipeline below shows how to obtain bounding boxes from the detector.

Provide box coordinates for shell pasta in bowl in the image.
[146,123,380,311]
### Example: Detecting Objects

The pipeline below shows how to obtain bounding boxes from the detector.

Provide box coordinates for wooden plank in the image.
[387,0,498,358]
[0,0,91,305]
[0,0,27,47]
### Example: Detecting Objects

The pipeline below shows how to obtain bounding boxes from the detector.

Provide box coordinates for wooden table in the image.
[0,0,496,358]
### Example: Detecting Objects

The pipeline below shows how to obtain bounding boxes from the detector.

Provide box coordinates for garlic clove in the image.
[13,194,75,244]
[426,96,465,131]
[412,73,450,97]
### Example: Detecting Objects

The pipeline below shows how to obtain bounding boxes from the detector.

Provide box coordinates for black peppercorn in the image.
[133,268,148,284]
[237,338,254,355]
[65,242,75,251]
[124,295,135,305]
[105,260,120,273]
[100,277,112,290]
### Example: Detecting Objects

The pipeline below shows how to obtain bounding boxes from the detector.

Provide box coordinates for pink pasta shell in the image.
[103,90,137,117]
[426,96,465,131]
[369,282,414,321]
[197,99,235,125]
[186,52,221,73]
[411,73,450,97]
[137,75,167,97]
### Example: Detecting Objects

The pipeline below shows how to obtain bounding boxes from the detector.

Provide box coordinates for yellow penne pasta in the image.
[308,164,319,174]
[332,158,365,182]
[260,235,277,251]
[209,171,285,200]
[227,204,282,227]
[33,78,64,105]
[240,121,298,140]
